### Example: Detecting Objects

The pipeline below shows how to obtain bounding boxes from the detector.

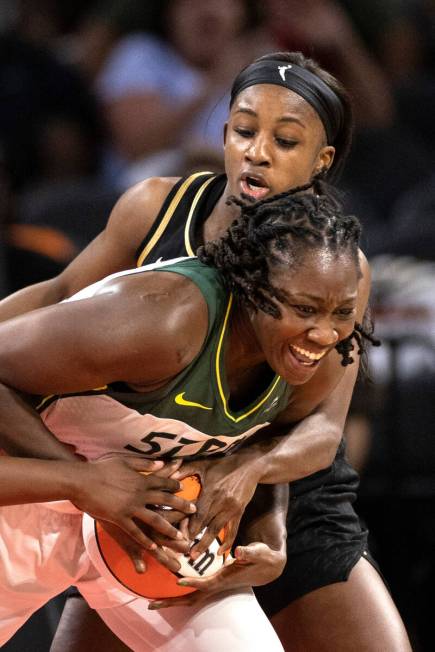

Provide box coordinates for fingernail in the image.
[176,531,185,540]
[135,560,146,573]
[177,579,190,586]
[189,504,196,512]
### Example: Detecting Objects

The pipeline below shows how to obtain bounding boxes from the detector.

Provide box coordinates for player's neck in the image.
[202,187,239,244]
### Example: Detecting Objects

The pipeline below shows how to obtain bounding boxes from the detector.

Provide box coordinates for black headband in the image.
[230,60,344,145]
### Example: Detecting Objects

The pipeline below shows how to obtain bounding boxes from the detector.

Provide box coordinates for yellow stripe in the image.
[215,296,282,423]
[184,176,215,256]
[36,386,108,411]
[137,172,212,267]
[36,394,55,411]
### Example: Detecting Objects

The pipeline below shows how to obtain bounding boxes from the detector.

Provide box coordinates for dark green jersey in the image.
[39,257,291,460]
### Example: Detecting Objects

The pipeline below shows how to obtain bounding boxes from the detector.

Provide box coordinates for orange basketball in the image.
[82,475,230,599]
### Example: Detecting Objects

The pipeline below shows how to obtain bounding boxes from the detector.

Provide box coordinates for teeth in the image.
[290,344,326,362]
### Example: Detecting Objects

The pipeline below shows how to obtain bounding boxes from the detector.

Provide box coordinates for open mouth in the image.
[240,174,270,200]
[288,344,327,367]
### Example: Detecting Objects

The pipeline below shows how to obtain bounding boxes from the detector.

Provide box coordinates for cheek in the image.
[277,149,320,186]
[338,321,356,342]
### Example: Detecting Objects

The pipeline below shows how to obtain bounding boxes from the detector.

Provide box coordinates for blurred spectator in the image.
[265,0,396,129]
[0,26,102,192]
[72,0,271,189]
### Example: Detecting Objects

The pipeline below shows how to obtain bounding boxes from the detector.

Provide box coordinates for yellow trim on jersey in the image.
[36,394,55,411]
[136,172,212,267]
[36,386,108,411]
[184,175,215,256]
[215,296,282,423]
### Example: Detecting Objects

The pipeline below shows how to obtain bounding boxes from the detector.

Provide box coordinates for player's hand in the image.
[97,520,187,574]
[172,452,261,557]
[72,455,197,549]
[147,542,286,609]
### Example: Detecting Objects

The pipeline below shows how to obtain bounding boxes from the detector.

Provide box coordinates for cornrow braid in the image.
[197,185,376,367]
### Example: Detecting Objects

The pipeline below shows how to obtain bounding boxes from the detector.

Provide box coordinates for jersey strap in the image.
[136,171,216,266]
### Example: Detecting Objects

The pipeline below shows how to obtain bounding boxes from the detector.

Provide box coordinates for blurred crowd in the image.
[0,1,434,650]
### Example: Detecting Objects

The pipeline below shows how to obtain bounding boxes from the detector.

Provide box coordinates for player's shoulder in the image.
[104,176,181,251]
[114,176,181,221]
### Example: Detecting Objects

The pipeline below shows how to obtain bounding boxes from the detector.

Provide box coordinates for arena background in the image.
[1,1,434,650]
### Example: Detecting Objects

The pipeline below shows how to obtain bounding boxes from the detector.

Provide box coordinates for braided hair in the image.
[198,184,379,367]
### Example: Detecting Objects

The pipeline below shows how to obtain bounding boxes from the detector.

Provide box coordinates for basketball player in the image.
[0,188,383,650]
[0,53,411,650]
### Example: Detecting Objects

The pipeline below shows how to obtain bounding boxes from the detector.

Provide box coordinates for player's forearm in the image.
[0,383,77,461]
[238,483,288,554]
[0,278,65,323]
[256,414,341,484]
[0,457,83,506]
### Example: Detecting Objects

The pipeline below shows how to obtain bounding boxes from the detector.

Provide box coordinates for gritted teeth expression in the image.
[224,84,334,201]
[289,344,328,362]
[249,254,359,385]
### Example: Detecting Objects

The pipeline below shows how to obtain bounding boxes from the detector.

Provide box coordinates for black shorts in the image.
[254,439,378,617]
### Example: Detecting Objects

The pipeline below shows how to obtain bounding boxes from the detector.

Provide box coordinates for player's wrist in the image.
[62,460,92,505]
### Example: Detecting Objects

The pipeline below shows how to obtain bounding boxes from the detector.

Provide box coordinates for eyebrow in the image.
[234,107,306,129]
[289,292,358,304]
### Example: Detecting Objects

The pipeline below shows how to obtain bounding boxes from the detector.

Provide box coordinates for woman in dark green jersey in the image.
[0,187,410,651]
[0,53,411,650]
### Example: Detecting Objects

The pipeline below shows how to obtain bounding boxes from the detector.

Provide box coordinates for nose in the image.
[245,135,271,166]
[307,321,339,348]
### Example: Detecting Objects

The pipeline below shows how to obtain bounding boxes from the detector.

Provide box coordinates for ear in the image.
[314,145,335,176]
[223,122,228,145]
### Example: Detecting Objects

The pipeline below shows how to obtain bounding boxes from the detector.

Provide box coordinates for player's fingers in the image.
[148,592,199,610]
[145,544,181,573]
[151,536,190,553]
[187,503,216,539]
[190,516,227,558]
[146,491,197,515]
[123,457,164,472]
[170,461,202,481]
[110,525,155,573]
[155,459,183,478]
[152,509,186,525]
[133,507,186,541]
[141,475,184,493]
[176,570,227,593]
[217,517,240,555]
[233,545,256,564]
[178,517,190,539]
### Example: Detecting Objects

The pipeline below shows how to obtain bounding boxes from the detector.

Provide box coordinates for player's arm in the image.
[0,177,178,322]
[0,275,204,558]
[0,271,207,462]
[0,271,207,397]
[0,452,197,563]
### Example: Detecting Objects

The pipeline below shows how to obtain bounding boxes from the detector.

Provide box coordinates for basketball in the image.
[82,474,231,599]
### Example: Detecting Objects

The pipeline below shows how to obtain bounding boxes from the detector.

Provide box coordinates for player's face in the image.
[224,84,335,201]
[249,250,359,385]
